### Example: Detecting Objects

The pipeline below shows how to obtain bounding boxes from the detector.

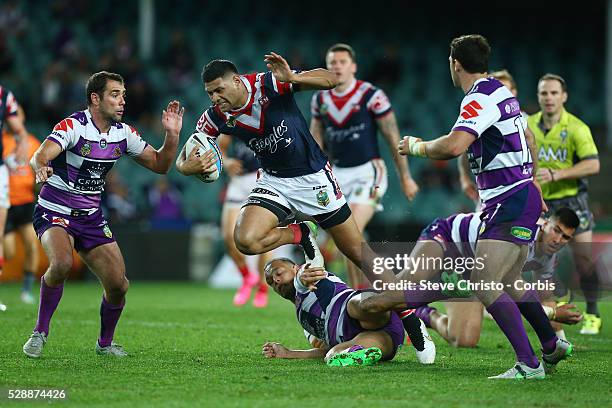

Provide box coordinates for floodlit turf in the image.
[0,282,610,407]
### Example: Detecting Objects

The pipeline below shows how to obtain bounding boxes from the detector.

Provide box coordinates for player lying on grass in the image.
[261,257,435,366]
[357,209,575,377]
[415,207,583,348]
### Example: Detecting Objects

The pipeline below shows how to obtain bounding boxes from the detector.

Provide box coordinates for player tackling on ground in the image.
[175,53,431,351]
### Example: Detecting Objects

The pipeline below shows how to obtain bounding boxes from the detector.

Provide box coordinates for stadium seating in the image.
[1,0,605,225]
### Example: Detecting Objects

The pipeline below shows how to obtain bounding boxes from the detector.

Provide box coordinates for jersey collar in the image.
[331,79,357,97]
[232,75,253,113]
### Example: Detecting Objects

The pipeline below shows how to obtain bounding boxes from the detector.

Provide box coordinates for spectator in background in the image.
[147,176,184,222]
[163,31,195,90]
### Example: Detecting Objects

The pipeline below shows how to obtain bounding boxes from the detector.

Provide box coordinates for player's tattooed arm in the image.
[377,112,419,201]
[265,52,338,91]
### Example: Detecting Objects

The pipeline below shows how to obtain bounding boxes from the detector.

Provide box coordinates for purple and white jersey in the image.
[524,241,556,280]
[452,77,533,207]
[420,211,549,270]
[38,110,148,215]
[311,80,392,167]
[293,271,357,347]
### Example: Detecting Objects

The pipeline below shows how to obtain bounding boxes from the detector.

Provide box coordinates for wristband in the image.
[542,305,555,320]
[408,137,428,158]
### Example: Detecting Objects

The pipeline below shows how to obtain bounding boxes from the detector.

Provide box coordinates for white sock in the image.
[556,329,566,341]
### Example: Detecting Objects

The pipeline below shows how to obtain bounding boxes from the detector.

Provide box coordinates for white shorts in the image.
[224,171,258,209]
[333,159,388,211]
[0,165,10,209]
[245,163,350,229]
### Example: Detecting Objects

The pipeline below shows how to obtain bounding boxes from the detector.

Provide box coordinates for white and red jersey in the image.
[0,85,20,165]
[195,71,328,178]
[38,109,147,215]
[311,80,392,167]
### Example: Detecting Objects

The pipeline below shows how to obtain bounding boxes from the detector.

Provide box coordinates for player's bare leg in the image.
[23,227,74,357]
[500,248,569,370]
[471,239,548,375]
[222,205,259,306]
[79,242,128,357]
[346,293,391,328]
[234,206,301,254]
[344,203,375,288]
[431,301,484,348]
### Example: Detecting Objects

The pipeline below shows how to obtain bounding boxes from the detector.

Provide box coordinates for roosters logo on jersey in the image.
[248,120,291,154]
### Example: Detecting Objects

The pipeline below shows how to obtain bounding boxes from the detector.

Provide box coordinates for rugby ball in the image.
[185,132,223,183]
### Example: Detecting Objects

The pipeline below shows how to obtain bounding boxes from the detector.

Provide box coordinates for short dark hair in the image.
[202,59,238,84]
[86,71,124,106]
[553,207,580,230]
[450,34,491,74]
[490,69,517,91]
[263,257,296,285]
[538,73,567,92]
[327,43,356,62]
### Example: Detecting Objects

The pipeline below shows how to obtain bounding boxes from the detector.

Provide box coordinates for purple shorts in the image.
[344,309,405,360]
[33,204,115,252]
[478,182,542,245]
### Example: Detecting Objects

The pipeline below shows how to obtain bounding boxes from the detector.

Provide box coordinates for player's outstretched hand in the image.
[162,100,185,138]
[262,342,289,358]
[299,263,327,291]
[554,303,583,325]
[264,52,294,83]
[34,166,53,183]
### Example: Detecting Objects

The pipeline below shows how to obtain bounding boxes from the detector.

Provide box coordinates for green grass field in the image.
[1,282,610,407]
